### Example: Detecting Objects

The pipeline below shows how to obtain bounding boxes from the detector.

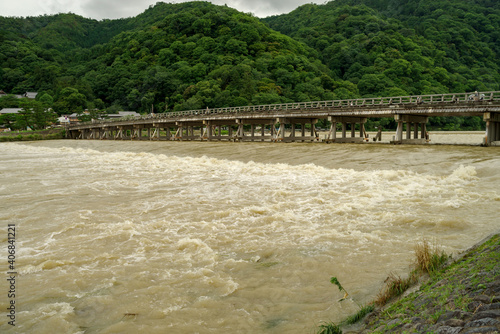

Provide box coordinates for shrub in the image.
[414,240,448,274]
[375,272,415,306]
[317,322,342,334]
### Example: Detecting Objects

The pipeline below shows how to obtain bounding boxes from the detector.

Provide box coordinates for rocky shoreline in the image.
[348,233,500,334]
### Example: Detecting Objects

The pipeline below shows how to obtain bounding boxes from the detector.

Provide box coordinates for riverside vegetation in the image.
[1,0,499,131]
[318,235,500,334]
[0,128,66,142]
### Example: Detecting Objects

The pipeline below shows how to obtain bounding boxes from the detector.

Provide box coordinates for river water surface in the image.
[0,135,499,333]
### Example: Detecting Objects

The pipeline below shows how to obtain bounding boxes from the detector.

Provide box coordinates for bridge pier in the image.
[325,117,367,143]
[236,119,274,142]
[115,127,123,140]
[275,118,318,142]
[100,127,114,140]
[118,126,133,140]
[203,120,235,141]
[176,122,202,141]
[392,115,429,144]
[484,112,500,146]
[132,125,141,140]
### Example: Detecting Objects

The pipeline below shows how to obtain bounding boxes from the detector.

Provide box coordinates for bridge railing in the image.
[71,91,500,127]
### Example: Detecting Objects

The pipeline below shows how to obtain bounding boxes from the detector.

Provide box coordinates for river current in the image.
[0,134,499,333]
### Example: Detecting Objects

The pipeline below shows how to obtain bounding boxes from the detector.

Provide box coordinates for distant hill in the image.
[0,2,341,114]
[263,0,500,96]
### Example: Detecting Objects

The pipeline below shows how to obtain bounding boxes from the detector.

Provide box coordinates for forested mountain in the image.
[0,2,339,115]
[264,0,500,96]
[0,0,499,130]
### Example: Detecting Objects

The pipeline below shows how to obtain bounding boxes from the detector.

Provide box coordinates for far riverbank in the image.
[0,128,65,142]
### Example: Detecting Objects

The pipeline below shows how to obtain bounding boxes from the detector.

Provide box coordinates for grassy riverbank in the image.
[344,233,500,333]
[0,128,66,142]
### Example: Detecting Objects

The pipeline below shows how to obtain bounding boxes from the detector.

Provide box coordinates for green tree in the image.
[17,99,57,130]
[53,88,87,115]
[0,113,18,130]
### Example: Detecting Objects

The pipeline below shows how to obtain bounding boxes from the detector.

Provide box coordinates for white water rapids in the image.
[0,137,499,333]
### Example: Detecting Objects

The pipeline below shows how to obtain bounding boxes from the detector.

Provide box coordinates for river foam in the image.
[1,141,498,333]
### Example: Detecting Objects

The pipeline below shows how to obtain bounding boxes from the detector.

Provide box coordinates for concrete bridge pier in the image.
[102,126,116,140]
[176,122,200,141]
[484,112,500,146]
[163,126,173,141]
[236,119,274,142]
[150,126,160,140]
[117,126,134,140]
[132,125,146,140]
[203,120,235,141]
[115,127,124,140]
[392,115,429,144]
[175,122,198,141]
[275,118,318,142]
[325,116,367,143]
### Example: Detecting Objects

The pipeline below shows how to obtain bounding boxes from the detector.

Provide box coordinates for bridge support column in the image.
[202,120,233,141]
[217,125,222,141]
[174,122,184,141]
[235,119,274,142]
[186,126,193,140]
[236,120,244,141]
[484,112,500,146]
[116,127,124,140]
[100,128,107,140]
[164,127,172,141]
[204,121,213,141]
[275,118,286,142]
[326,117,367,143]
[392,115,429,144]
[275,118,318,142]
[149,126,160,141]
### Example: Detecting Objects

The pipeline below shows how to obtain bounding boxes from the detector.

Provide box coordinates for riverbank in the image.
[0,128,66,142]
[347,233,500,333]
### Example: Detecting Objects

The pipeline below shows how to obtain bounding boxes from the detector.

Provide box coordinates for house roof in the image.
[0,91,38,99]
[0,108,22,114]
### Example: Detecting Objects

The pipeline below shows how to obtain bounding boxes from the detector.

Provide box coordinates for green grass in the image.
[317,322,342,334]
[364,234,500,332]
[342,304,375,325]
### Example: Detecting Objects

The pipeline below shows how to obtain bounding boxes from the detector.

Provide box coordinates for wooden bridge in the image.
[67,91,500,146]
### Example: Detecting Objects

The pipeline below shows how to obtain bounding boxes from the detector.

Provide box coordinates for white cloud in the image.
[1,0,322,19]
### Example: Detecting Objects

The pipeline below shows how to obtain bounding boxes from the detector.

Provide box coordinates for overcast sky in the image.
[2,0,323,20]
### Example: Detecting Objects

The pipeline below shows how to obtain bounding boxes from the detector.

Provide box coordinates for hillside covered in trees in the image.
[0,0,499,130]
